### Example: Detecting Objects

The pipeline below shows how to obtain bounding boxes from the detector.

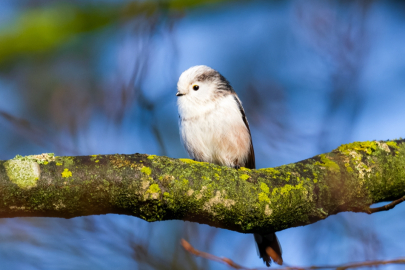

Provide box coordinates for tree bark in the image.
[0,139,404,234]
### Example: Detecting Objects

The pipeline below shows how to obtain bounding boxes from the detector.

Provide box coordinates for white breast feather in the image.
[178,94,251,167]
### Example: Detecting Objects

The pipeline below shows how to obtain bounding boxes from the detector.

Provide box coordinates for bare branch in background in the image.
[0,109,76,155]
[0,110,49,147]
[0,3,179,157]
[294,1,380,264]
[182,239,248,269]
[182,239,405,270]
[244,81,290,150]
[101,17,159,123]
[295,0,372,151]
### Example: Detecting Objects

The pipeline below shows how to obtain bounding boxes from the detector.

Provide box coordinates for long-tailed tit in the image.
[176,65,283,267]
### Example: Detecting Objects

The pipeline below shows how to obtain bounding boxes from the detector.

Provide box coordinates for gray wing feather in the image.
[233,95,255,169]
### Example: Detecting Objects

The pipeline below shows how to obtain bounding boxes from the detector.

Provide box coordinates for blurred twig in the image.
[294,1,379,264]
[295,0,372,152]
[0,109,77,154]
[182,238,405,270]
[181,239,248,269]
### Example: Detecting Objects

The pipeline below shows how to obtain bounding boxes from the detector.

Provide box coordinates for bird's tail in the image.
[254,233,283,267]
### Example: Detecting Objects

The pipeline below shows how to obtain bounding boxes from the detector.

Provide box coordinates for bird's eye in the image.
[192,85,199,91]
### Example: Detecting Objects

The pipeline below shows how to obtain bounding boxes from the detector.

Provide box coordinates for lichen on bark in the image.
[0,139,404,235]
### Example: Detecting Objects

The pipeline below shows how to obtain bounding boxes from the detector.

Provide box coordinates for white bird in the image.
[176,65,283,267]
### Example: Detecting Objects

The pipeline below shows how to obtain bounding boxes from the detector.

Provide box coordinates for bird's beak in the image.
[176,92,184,96]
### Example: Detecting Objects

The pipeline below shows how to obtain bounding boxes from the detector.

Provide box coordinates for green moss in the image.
[258,192,270,203]
[386,141,399,149]
[313,178,318,183]
[258,167,280,177]
[279,184,303,195]
[109,154,139,169]
[4,159,40,189]
[344,162,354,173]
[141,166,152,176]
[56,162,62,166]
[240,174,250,181]
[61,168,72,178]
[260,182,270,193]
[318,208,328,216]
[285,172,291,182]
[12,153,56,164]
[147,184,161,193]
[314,154,340,172]
[179,158,202,164]
[312,171,318,183]
[55,156,75,167]
[338,141,377,155]
[238,167,251,172]
[147,155,156,160]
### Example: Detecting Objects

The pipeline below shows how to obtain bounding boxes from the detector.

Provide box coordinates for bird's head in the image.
[176,65,234,104]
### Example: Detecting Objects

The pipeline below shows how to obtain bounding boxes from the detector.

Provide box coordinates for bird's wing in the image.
[233,95,255,169]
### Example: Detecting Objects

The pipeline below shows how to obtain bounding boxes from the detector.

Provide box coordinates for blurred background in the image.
[0,0,405,269]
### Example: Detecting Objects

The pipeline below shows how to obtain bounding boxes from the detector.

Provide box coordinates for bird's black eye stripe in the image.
[193,85,199,91]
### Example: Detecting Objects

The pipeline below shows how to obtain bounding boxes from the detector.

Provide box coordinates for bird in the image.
[176,65,283,267]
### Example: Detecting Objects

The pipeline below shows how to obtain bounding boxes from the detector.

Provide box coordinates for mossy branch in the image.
[1,139,405,234]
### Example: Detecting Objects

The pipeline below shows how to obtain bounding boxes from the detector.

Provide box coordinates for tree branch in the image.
[0,139,404,234]
[181,238,405,270]
[368,195,405,213]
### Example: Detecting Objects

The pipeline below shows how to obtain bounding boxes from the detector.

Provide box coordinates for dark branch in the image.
[181,239,405,270]
[368,195,405,214]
